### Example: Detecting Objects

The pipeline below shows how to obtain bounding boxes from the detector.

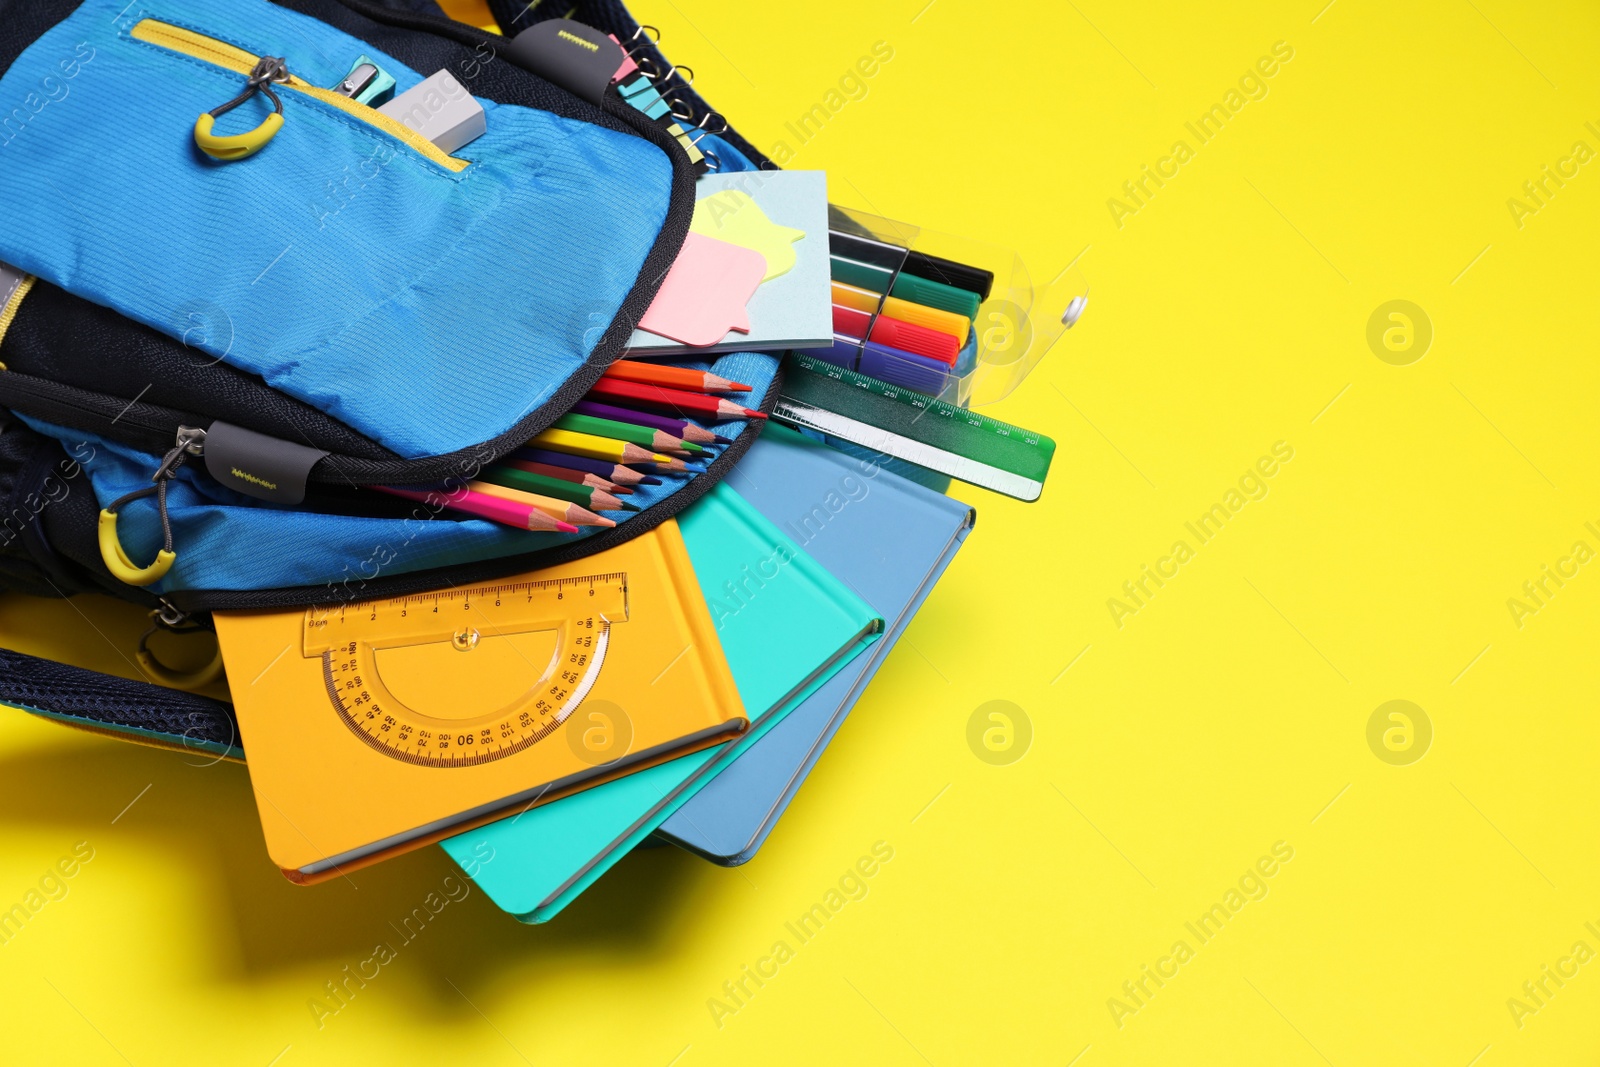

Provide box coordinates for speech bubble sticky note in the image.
[636,232,766,348]
[690,190,806,282]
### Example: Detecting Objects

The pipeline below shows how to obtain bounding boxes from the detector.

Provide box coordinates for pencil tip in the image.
[555,521,580,533]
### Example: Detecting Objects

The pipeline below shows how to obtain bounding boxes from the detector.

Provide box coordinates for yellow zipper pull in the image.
[136,602,225,691]
[98,426,205,586]
[194,56,290,161]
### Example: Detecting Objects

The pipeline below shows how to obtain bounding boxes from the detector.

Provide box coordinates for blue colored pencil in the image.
[515,447,662,486]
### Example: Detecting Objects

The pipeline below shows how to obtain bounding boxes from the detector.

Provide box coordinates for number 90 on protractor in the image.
[301,573,629,768]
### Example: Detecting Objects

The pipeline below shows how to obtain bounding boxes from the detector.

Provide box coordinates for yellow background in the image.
[3,0,1598,1062]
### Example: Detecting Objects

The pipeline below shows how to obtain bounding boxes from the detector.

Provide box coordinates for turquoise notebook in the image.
[440,482,882,923]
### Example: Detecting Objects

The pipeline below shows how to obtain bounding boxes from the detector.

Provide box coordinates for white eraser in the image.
[377,70,485,155]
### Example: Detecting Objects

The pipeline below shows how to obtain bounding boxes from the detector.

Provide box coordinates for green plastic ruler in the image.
[772,354,1056,501]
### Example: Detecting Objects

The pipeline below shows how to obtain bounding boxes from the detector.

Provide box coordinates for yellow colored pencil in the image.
[531,427,676,467]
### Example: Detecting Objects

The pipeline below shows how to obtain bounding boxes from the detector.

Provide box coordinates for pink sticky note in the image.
[607,35,639,82]
[637,232,766,348]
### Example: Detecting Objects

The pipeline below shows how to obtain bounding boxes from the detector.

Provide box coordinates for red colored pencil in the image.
[376,486,579,533]
[587,378,766,421]
[603,359,751,394]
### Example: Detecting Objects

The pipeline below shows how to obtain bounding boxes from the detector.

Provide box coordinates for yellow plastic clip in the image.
[136,644,224,691]
[194,55,289,162]
[98,507,175,586]
[137,616,225,692]
[193,110,284,162]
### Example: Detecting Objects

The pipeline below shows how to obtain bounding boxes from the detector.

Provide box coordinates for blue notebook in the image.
[656,426,974,864]
[441,483,881,923]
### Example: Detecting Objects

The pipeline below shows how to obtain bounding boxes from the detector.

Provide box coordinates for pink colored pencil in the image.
[376,486,579,533]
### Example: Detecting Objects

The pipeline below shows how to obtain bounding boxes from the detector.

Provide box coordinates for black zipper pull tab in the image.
[152,425,206,482]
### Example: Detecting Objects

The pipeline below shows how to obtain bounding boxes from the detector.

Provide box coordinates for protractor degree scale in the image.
[301,573,629,768]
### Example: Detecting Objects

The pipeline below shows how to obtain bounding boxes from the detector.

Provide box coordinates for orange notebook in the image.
[213,519,746,883]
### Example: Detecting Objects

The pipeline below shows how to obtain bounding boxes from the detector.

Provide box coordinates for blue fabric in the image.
[3,93,780,597]
[0,0,672,459]
[21,416,547,594]
[16,340,778,594]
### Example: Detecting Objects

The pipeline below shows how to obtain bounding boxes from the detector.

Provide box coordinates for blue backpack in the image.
[0,0,780,620]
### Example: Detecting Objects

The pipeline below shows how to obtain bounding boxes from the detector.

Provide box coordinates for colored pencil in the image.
[478,466,637,512]
[603,359,750,394]
[376,485,579,533]
[569,400,725,445]
[504,459,633,493]
[501,458,622,492]
[587,378,766,421]
[529,427,676,467]
[512,448,661,486]
[554,412,705,455]
[468,480,615,528]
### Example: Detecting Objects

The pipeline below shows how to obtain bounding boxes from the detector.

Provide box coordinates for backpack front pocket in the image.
[130,18,471,172]
[0,0,677,462]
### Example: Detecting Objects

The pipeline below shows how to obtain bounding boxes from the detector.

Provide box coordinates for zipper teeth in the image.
[129,20,470,174]
[151,30,246,68]
[0,274,35,351]
[174,361,783,614]
[0,371,196,440]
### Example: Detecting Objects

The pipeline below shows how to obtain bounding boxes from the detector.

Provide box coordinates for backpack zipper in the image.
[129,19,470,173]
[0,370,197,456]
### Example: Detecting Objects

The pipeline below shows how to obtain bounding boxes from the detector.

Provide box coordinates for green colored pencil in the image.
[479,465,637,512]
[553,412,706,456]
